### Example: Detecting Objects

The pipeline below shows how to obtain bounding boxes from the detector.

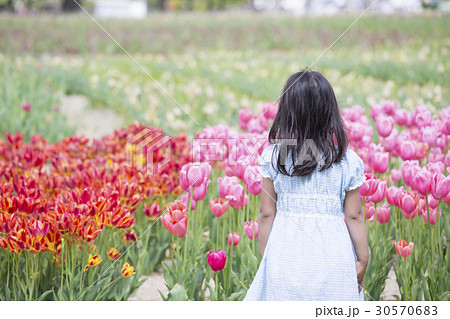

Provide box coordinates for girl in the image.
[244,70,369,301]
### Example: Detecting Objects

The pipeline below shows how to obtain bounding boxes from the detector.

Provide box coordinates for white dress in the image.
[244,145,366,301]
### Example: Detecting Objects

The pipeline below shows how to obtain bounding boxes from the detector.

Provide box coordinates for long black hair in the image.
[268,69,348,177]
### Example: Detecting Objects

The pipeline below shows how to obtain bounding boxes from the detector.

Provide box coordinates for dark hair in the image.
[268,69,348,177]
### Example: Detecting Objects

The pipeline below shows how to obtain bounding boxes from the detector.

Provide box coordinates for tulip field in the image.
[0,13,449,301]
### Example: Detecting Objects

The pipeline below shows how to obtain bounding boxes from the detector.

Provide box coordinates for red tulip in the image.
[395,239,414,258]
[227,232,241,246]
[207,250,227,272]
[430,173,450,199]
[244,220,258,239]
[144,202,162,220]
[209,198,229,218]
[0,236,7,249]
[376,205,391,224]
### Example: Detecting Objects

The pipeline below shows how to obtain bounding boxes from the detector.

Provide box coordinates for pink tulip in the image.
[192,179,210,201]
[22,103,32,112]
[383,129,398,152]
[382,100,397,116]
[181,192,196,211]
[218,176,240,199]
[366,181,386,203]
[394,108,409,126]
[386,186,402,207]
[390,168,402,183]
[430,173,450,199]
[364,202,375,219]
[370,104,383,120]
[372,152,389,174]
[412,169,432,195]
[427,194,439,209]
[435,133,447,149]
[395,239,414,258]
[399,191,419,215]
[225,183,249,209]
[227,232,241,246]
[442,191,450,205]
[426,162,445,175]
[239,108,253,130]
[376,115,394,137]
[415,110,432,128]
[429,147,444,163]
[262,101,278,120]
[161,200,188,238]
[402,161,420,187]
[420,126,437,146]
[414,142,429,160]
[422,207,439,225]
[244,220,258,239]
[207,250,227,272]
[376,205,391,224]
[360,174,379,197]
[243,166,262,196]
[209,198,229,218]
[179,163,211,190]
[399,140,416,160]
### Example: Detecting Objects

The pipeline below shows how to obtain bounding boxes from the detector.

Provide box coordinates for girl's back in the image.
[244,70,369,301]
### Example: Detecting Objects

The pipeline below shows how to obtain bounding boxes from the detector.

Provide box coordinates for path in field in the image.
[60,95,124,140]
[59,95,400,301]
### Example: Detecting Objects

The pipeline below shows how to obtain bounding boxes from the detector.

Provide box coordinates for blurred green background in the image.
[1,10,449,141]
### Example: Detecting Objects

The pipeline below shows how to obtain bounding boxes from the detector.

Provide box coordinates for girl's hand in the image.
[355,260,367,293]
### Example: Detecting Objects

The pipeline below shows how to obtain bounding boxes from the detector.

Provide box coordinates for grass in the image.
[0,12,449,140]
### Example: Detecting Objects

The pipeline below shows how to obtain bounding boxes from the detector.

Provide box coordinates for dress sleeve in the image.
[258,145,278,180]
[345,149,366,192]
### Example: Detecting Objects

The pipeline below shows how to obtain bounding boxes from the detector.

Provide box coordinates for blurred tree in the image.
[62,0,81,11]
[0,0,13,11]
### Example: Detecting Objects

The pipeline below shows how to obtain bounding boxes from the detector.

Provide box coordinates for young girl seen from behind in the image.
[244,70,369,301]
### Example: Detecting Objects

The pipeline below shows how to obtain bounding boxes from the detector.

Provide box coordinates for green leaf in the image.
[168,284,188,301]
[37,290,53,301]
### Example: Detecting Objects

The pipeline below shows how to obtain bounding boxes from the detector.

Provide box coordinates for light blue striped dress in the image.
[244,144,366,301]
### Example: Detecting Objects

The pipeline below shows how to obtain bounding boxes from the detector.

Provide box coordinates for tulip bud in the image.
[227,232,241,247]
[395,239,414,258]
[207,250,227,272]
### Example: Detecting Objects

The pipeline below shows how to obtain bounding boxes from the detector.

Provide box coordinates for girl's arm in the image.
[344,187,369,292]
[258,177,277,258]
